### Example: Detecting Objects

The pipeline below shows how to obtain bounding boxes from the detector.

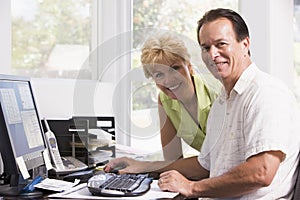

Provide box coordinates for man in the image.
[105,8,300,199]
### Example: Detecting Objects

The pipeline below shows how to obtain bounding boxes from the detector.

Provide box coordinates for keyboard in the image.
[87,173,152,197]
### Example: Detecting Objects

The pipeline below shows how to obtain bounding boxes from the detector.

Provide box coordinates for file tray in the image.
[72,116,116,162]
[41,116,115,168]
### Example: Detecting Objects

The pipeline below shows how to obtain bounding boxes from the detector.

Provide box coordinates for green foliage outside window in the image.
[12,0,91,76]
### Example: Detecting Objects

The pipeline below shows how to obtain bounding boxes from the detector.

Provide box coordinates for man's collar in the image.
[232,63,257,95]
[219,63,257,100]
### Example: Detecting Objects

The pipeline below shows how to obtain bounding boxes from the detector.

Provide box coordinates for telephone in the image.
[44,119,88,174]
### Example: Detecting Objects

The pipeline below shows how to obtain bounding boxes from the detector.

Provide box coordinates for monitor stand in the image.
[0,174,43,198]
[0,184,43,198]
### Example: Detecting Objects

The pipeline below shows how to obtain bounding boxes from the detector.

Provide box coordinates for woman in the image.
[141,32,219,160]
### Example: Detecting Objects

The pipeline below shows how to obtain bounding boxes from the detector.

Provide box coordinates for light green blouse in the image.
[159,74,219,151]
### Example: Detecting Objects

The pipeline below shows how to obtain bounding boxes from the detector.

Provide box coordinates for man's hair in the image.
[197,8,250,48]
[140,32,191,78]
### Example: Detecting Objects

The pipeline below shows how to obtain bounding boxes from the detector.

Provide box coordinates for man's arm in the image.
[156,156,209,180]
[159,150,284,198]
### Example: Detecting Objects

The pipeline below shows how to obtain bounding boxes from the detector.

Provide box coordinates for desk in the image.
[45,146,174,199]
[47,180,178,199]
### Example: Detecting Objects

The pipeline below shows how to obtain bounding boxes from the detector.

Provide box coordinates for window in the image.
[9,0,241,153]
[11,0,92,79]
[131,0,238,155]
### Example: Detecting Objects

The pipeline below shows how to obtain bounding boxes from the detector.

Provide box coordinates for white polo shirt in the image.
[198,63,300,199]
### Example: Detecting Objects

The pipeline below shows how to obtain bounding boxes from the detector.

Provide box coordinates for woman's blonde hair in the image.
[140,33,191,78]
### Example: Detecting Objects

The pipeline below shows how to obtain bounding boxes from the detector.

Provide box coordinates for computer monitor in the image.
[0,74,46,196]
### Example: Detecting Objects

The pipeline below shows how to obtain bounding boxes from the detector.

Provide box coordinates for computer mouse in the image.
[104,164,126,174]
[63,169,94,183]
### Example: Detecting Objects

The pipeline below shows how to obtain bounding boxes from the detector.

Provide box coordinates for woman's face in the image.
[150,58,194,100]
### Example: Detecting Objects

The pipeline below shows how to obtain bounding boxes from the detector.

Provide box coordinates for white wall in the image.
[240,0,294,87]
[31,78,114,119]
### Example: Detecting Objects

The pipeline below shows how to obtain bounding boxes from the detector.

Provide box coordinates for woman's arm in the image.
[158,96,183,161]
[105,155,209,181]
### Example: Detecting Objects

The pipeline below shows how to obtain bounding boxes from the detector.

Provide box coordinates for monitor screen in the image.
[0,74,46,186]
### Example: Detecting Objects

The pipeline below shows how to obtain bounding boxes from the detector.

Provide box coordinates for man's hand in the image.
[158,170,194,197]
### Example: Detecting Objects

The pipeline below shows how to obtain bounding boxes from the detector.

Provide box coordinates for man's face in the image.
[198,17,249,83]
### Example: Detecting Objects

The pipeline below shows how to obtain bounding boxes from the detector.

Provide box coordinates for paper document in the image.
[34,178,80,192]
[116,144,151,155]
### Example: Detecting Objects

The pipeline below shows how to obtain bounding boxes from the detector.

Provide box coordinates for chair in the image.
[292,157,300,200]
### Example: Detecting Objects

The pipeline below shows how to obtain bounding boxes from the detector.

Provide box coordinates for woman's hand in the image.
[104,157,147,174]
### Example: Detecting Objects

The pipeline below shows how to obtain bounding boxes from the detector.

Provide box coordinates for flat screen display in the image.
[0,75,46,174]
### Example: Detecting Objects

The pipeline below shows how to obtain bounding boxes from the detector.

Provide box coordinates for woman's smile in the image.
[168,82,181,91]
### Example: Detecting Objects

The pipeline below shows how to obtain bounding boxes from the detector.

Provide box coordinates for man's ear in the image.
[242,36,250,56]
